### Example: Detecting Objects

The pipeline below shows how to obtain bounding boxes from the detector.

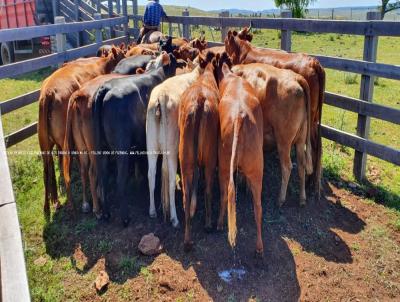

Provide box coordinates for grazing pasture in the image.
[1,28,400,302]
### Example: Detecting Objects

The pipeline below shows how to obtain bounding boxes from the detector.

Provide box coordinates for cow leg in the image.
[277,143,292,207]
[182,169,194,251]
[249,177,263,255]
[296,130,308,207]
[161,155,169,221]
[147,153,158,218]
[168,149,179,228]
[217,170,229,231]
[56,146,65,196]
[204,164,214,232]
[79,153,91,213]
[98,154,110,221]
[88,159,101,218]
[116,155,130,227]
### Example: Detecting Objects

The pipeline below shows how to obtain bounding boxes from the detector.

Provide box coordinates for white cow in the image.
[146,55,211,227]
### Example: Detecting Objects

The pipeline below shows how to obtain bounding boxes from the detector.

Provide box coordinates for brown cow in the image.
[225,29,325,199]
[216,53,264,255]
[126,45,156,57]
[173,44,200,61]
[178,52,219,251]
[232,63,313,207]
[63,73,128,217]
[38,47,125,215]
[189,37,208,51]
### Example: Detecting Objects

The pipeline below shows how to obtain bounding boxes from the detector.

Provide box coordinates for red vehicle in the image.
[0,0,53,65]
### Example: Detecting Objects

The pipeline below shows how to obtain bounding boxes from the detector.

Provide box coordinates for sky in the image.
[138,1,384,11]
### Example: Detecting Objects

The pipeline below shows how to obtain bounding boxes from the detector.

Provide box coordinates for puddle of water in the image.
[218,268,247,283]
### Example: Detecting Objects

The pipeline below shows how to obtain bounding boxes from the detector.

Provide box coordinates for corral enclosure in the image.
[0,1,400,301]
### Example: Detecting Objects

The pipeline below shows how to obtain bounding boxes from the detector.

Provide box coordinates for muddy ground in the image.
[40,153,400,302]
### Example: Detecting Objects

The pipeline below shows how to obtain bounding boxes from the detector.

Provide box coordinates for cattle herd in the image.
[37,27,325,255]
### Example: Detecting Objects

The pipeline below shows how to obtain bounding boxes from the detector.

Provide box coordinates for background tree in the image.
[380,0,400,19]
[274,0,316,18]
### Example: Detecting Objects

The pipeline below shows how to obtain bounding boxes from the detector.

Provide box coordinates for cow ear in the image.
[119,42,125,50]
[111,47,118,58]
[198,54,207,69]
[246,33,253,42]
[232,30,238,36]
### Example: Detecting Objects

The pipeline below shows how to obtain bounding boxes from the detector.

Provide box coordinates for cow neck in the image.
[238,40,251,64]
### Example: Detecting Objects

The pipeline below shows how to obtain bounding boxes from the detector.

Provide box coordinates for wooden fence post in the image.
[94,13,103,46]
[55,16,66,68]
[108,0,114,38]
[121,0,129,44]
[219,11,229,43]
[74,0,81,47]
[182,9,190,39]
[353,11,380,181]
[280,10,292,52]
[169,22,173,37]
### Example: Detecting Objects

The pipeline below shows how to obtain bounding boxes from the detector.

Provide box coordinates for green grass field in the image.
[1,18,399,301]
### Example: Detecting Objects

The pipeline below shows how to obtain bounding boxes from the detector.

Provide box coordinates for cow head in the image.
[159,36,177,54]
[224,31,246,65]
[173,44,200,62]
[109,46,126,64]
[238,26,253,42]
[145,51,169,71]
[215,52,233,84]
[189,37,208,52]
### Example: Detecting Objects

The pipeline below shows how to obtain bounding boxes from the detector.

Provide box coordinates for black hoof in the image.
[102,213,111,222]
[184,241,194,253]
[122,218,130,228]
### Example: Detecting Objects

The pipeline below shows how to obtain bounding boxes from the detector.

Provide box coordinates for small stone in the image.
[138,233,163,256]
[34,256,47,267]
[217,284,223,293]
[94,270,109,292]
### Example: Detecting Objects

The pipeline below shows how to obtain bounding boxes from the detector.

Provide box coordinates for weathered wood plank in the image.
[130,15,400,37]
[314,55,400,81]
[0,36,127,79]
[0,17,127,43]
[325,92,400,125]
[0,90,40,115]
[4,122,37,148]
[0,117,30,301]
[321,124,400,166]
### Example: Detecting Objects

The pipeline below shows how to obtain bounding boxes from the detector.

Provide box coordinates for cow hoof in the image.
[300,199,306,207]
[102,213,111,222]
[184,241,194,252]
[171,218,179,228]
[149,211,157,219]
[254,249,264,259]
[82,202,91,214]
[122,218,130,228]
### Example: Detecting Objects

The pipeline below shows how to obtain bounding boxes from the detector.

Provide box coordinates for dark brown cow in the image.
[38,47,125,214]
[216,53,264,255]
[189,37,208,51]
[173,44,200,61]
[178,52,219,251]
[63,73,128,217]
[232,63,313,207]
[225,29,325,198]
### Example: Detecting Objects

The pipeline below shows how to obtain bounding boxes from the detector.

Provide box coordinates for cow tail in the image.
[38,90,58,206]
[299,77,313,175]
[160,96,170,221]
[189,97,205,218]
[62,95,76,200]
[92,86,107,200]
[228,117,243,248]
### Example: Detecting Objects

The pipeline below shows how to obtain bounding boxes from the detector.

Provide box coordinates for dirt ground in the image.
[40,153,400,302]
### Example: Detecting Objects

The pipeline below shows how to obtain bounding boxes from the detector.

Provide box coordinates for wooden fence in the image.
[0,14,129,301]
[1,10,400,300]
[130,11,400,180]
